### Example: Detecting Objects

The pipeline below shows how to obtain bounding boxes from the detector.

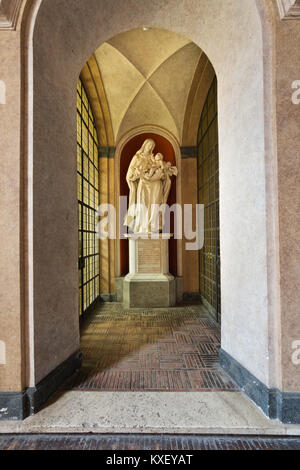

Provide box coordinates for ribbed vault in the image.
[91,28,213,145]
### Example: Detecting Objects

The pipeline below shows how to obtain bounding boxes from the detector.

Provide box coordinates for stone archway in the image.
[14,0,282,419]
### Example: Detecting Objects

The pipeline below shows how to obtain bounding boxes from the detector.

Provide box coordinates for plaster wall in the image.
[0,24,24,391]
[28,0,272,387]
[275,16,300,392]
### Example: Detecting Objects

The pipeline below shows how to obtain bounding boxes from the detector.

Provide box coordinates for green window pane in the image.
[197,76,221,323]
[77,78,100,316]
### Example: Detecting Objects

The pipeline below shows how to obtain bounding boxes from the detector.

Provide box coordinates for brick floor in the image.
[1,434,300,450]
[64,303,238,392]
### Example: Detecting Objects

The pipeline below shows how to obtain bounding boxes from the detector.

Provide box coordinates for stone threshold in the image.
[1,433,300,450]
[0,391,300,436]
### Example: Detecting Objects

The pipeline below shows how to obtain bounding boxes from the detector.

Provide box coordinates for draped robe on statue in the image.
[124,139,177,233]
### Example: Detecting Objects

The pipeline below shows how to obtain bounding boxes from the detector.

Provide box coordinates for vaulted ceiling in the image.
[93,28,204,144]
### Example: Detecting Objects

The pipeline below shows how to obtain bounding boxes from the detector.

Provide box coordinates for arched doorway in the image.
[18,0,280,421]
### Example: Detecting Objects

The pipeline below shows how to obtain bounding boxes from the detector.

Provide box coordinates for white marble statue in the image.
[124,138,178,233]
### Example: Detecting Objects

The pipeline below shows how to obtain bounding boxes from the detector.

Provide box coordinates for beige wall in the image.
[0,23,24,391]
[275,15,300,392]
[0,0,299,397]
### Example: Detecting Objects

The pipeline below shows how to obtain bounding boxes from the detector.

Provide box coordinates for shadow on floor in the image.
[62,303,238,392]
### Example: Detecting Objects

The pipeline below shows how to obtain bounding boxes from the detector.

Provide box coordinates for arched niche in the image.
[116,130,180,278]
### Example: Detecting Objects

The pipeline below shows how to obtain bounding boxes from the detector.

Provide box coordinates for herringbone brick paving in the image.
[64,303,238,392]
[1,434,300,450]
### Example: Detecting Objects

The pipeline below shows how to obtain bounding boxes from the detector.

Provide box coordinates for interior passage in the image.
[64,304,238,392]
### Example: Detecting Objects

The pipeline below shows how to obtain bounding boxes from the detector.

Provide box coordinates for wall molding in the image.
[277,0,300,19]
[0,0,22,30]
[81,57,115,147]
[180,146,197,159]
[99,146,116,159]
[182,292,202,303]
[220,349,300,424]
[0,392,28,420]
[99,293,117,302]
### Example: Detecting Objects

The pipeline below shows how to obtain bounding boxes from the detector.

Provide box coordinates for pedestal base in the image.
[123,233,176,308]
[123,274,176,308]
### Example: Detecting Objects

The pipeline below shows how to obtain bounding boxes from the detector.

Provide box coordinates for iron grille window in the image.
[197,77,221,323]
[77,78,100,316]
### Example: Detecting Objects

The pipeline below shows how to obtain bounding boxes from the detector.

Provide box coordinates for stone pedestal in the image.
[123,233,176,308]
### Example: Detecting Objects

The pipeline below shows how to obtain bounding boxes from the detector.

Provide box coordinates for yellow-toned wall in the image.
[181,156,199,293]
[98,152,115,294]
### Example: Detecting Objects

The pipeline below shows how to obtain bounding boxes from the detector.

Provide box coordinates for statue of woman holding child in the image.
[124,138,178,233]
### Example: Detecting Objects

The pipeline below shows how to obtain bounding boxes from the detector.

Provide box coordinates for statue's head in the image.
[139,138,156,156]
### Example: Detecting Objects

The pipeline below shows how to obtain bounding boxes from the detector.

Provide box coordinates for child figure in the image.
[145,153,165,179]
